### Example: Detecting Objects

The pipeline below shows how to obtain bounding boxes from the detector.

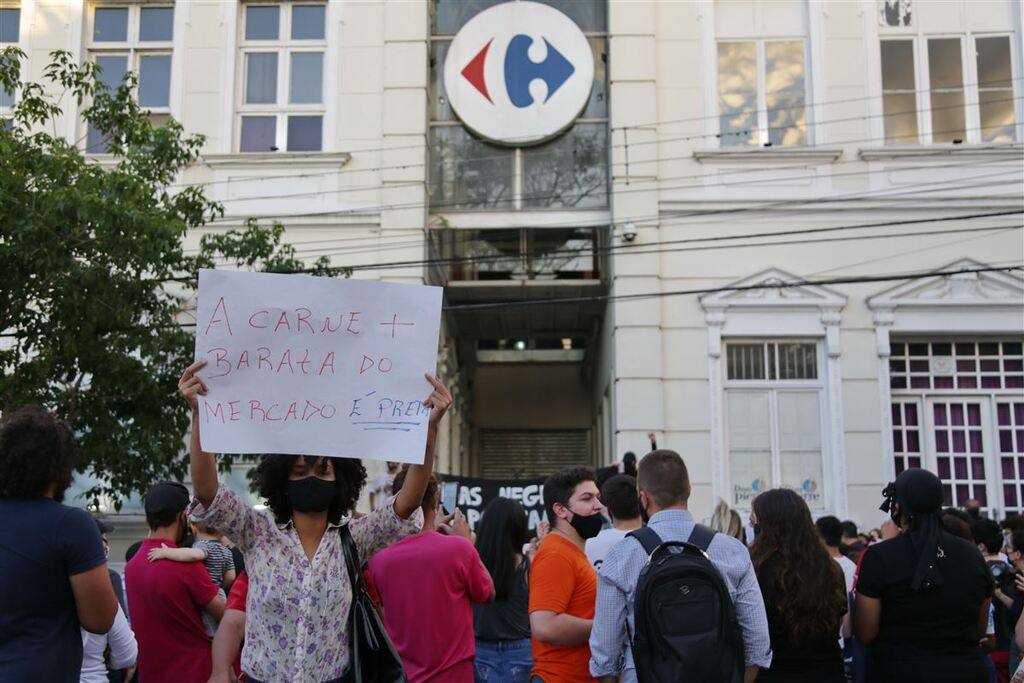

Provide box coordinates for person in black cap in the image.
[124,480,225,683]
[854,468,994,682]
[0,405,119,683]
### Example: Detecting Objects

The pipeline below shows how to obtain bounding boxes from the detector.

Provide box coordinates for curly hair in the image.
[751,488,846,642]
[254,454,367,525]
[0,405,80,501]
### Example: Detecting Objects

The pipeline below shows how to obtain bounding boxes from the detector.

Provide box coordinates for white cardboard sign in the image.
[193,269,443,463]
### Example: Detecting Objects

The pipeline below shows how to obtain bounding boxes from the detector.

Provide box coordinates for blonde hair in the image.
[710,499,745,541]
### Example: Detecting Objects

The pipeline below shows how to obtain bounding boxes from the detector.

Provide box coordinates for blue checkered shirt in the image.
[588,509,773,681]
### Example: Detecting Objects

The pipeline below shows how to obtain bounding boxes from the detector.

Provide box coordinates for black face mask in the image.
[287,477,336,514]
[638,493,651,525]
[568,509,604,540]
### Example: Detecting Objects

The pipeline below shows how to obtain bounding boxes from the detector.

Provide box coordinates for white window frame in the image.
[722,340,828,509]
[877,28,1019,145]
[701,268,848,514]
[0,2,24,124]
[235,2,327,153]
[84,3,175,152]
[714,37,811,147]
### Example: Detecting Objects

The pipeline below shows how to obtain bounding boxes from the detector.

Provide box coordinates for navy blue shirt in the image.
[0,498,107,683]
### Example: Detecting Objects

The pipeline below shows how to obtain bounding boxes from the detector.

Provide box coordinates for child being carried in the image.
[147,518,237,635]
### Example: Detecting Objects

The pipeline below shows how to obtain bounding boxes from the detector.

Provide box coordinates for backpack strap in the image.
[687,524,717,553]
[628,526,664,556]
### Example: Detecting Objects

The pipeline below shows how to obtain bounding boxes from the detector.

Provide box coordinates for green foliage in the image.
[0,48,340,508]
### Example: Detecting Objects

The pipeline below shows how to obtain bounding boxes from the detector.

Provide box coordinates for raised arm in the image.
[179,359,218,507]
[394,374,452,520]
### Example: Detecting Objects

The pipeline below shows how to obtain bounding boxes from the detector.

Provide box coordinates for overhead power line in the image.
[443,265,1024,312]
[198,142,1021,226]
[149,93,1022,194]
[167,211,1023,281]
[157,81,1023,178]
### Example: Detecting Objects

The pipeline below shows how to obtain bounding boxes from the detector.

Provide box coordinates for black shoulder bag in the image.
[339,523,407,683]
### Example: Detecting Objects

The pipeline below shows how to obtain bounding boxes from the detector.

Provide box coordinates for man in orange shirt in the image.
[529,467,604,682]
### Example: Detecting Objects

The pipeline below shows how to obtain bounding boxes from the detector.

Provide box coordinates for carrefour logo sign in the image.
[443,1,594,146]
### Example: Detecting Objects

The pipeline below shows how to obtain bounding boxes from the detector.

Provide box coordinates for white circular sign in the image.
[443,1,595,146]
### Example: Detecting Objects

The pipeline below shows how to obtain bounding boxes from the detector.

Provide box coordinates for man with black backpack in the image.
[589,450,772,683]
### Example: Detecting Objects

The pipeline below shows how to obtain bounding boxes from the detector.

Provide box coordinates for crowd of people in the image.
[0,360,1022,683]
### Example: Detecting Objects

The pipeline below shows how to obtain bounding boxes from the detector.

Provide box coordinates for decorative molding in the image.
[200,152,353,169]
[693,147,843,164]
[821,310,842,358]
[701,268,849,310]
[859,144,1024,161]
[868,259,1024,309]
[872,310,896,357]
[705,309,726,358]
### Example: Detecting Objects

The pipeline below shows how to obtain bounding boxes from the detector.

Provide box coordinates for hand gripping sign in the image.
[193,270,443,464]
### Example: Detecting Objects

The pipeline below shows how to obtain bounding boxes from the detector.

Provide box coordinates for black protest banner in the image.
[440,474,548,532]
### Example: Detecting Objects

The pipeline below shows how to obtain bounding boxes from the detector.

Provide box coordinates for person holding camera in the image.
[977,518,1015,680]
[995,530,1024,674]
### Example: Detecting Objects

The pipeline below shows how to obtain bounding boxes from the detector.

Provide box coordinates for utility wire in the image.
[199,139,1022,225]
[183,148,1022,254]
[197,169,1024,265]
[443,265,1024,312]
[280,171,1023,260]
[167,211,1023,281]
[153,80,1024,180]
[146,91,1023,193]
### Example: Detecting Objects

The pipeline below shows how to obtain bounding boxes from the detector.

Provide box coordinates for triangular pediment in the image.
[868,259,1024,309]
[700,268,848,310]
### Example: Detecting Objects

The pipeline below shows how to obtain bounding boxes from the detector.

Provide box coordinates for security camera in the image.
[622,222,637,242]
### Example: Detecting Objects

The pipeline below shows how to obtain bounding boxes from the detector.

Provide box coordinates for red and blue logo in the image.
[444,2,594,146]
[461,35,575,108]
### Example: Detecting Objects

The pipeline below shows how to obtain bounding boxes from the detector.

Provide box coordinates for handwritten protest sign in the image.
[194,269,443,463]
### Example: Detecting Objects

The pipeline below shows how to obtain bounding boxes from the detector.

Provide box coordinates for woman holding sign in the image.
[179,359,452,683]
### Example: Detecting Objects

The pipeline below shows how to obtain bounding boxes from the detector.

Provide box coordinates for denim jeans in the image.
[474,638,534,683]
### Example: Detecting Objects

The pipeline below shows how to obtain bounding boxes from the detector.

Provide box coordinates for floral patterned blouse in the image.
[190,485,422,682]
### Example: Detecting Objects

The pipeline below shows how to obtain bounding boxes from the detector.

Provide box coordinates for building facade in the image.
[4,0,1022,541]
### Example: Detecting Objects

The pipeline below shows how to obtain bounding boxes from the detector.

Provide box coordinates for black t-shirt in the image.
[0,498,107,683]
[756,555,845,683]
[474,559,530,641]
[856,531,994,682]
